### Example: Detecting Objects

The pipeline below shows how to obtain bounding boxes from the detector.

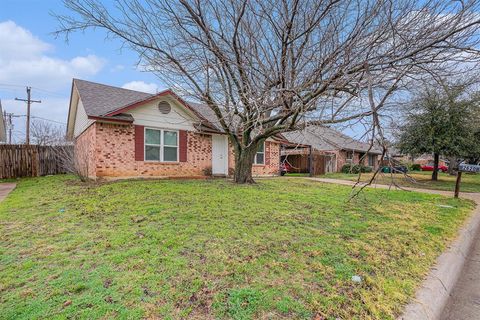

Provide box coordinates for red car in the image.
[421,164,448,172]
[280,162,293,176]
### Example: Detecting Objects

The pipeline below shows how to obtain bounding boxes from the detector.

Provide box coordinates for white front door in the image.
[212,135,228,175]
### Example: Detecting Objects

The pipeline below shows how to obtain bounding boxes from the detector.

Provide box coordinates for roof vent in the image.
[158,101,171,114]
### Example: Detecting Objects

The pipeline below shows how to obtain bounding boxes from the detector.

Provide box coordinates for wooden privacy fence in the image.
[0,144,73,179]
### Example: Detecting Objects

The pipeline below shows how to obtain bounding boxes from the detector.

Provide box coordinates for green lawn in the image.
[0,176,474,319]
[324,170,480,193]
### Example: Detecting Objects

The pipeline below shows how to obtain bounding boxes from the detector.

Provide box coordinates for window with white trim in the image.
[144,128,178,162]
[346,151,353,162]
[254,143,265,165]
[368,154,375,166]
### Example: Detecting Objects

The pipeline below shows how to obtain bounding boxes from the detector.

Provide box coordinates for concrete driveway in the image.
[0,183,16,202]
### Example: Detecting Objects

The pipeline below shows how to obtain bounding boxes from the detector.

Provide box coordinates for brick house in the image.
[66,79,281,179]
[282,126,382,173]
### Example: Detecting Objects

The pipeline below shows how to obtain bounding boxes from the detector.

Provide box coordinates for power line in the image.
[12,114,66,125]
[30,87,66,97]
[31,116,66,125]
[0,83,67,97]
[0,83,26,88]
[3,111,13,144]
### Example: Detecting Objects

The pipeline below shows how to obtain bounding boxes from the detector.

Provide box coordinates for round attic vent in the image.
[158,101,171,114]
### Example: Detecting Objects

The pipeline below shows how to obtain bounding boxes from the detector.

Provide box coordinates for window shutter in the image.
[134,125,144,161]
[265,141,271,165]
[179,130,188,162]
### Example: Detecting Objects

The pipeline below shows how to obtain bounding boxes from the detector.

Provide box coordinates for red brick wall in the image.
[252,141,280,176]
[335,150,379,172]
[93,122,211,178]
[76,122,281,179]
[74,123,97,179]
[227,140,280,176]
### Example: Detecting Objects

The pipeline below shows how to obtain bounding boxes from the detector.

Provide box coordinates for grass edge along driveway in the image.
[323,171,480,193]
[0,175,475,319]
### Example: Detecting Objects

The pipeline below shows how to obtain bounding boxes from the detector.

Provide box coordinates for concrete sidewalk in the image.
[0,183,16,202]
[309,178,480,320]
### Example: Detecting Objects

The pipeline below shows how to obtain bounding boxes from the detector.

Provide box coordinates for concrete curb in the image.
[399,198,480,320]
[306,178,480,320]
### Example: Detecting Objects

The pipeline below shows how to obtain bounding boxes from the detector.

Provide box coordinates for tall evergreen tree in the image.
[398,84,478,180]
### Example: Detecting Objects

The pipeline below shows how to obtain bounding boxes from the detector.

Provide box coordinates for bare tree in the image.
[56,0,480,183]
[54,140,91,182]
[27,119,91,180]
[30,120,67,146]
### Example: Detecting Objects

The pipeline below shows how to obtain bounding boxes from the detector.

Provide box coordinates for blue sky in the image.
[0,0,165,142]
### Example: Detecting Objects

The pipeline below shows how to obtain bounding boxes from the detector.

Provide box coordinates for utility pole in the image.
[3,111,13,144]
[15,87,41,145]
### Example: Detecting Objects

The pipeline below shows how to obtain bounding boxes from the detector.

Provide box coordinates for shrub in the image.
[341,164,372,174]
[363,165,373,173]
[202,167,212,176]
[410,163,421,171]
[341,164,352,173]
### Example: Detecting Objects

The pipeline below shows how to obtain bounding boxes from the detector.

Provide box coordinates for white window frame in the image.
[346,150,354,162]
[144,127,179,162]
[368,154,375,167]
[254,142,265,165]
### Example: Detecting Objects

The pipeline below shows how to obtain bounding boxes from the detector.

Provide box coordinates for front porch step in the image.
[212,174,228,178]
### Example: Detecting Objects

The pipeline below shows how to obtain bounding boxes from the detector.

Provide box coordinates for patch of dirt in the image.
[103,279,112,288]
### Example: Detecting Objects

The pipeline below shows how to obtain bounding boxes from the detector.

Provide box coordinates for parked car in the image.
[280,162,292,176]
[381,165,408,173]
[421,164,448,172]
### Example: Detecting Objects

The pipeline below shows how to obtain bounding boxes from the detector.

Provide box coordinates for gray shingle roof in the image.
[283,126,382,154]
[74,79,152,117]
[186,101,240,133]
[73,79,224,132]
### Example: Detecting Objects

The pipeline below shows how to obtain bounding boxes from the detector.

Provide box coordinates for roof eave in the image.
[87,115,134,124]
[66,80,76,140]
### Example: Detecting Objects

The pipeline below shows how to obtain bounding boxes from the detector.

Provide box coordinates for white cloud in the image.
[0,20,105,91]
[122,81,158,93]
[0,20,107,143]
[0,20,50,61]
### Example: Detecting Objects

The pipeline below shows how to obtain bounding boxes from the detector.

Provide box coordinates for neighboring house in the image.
[66,79,281,179]
[282,126,382,173]
[382,146,411,164]
[413,153,448,167]
[0,100,6,143]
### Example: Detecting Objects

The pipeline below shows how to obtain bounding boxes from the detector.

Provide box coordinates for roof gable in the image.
[70,79,221,132]
[74,79,152,117]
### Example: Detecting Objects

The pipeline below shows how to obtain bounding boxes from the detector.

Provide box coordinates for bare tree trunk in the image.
[233,146,257,184]
[447,156,457,175]
[432,152,440,181]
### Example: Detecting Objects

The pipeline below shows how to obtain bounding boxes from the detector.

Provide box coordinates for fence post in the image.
[0,144,73,179]
[454,171,462,198]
